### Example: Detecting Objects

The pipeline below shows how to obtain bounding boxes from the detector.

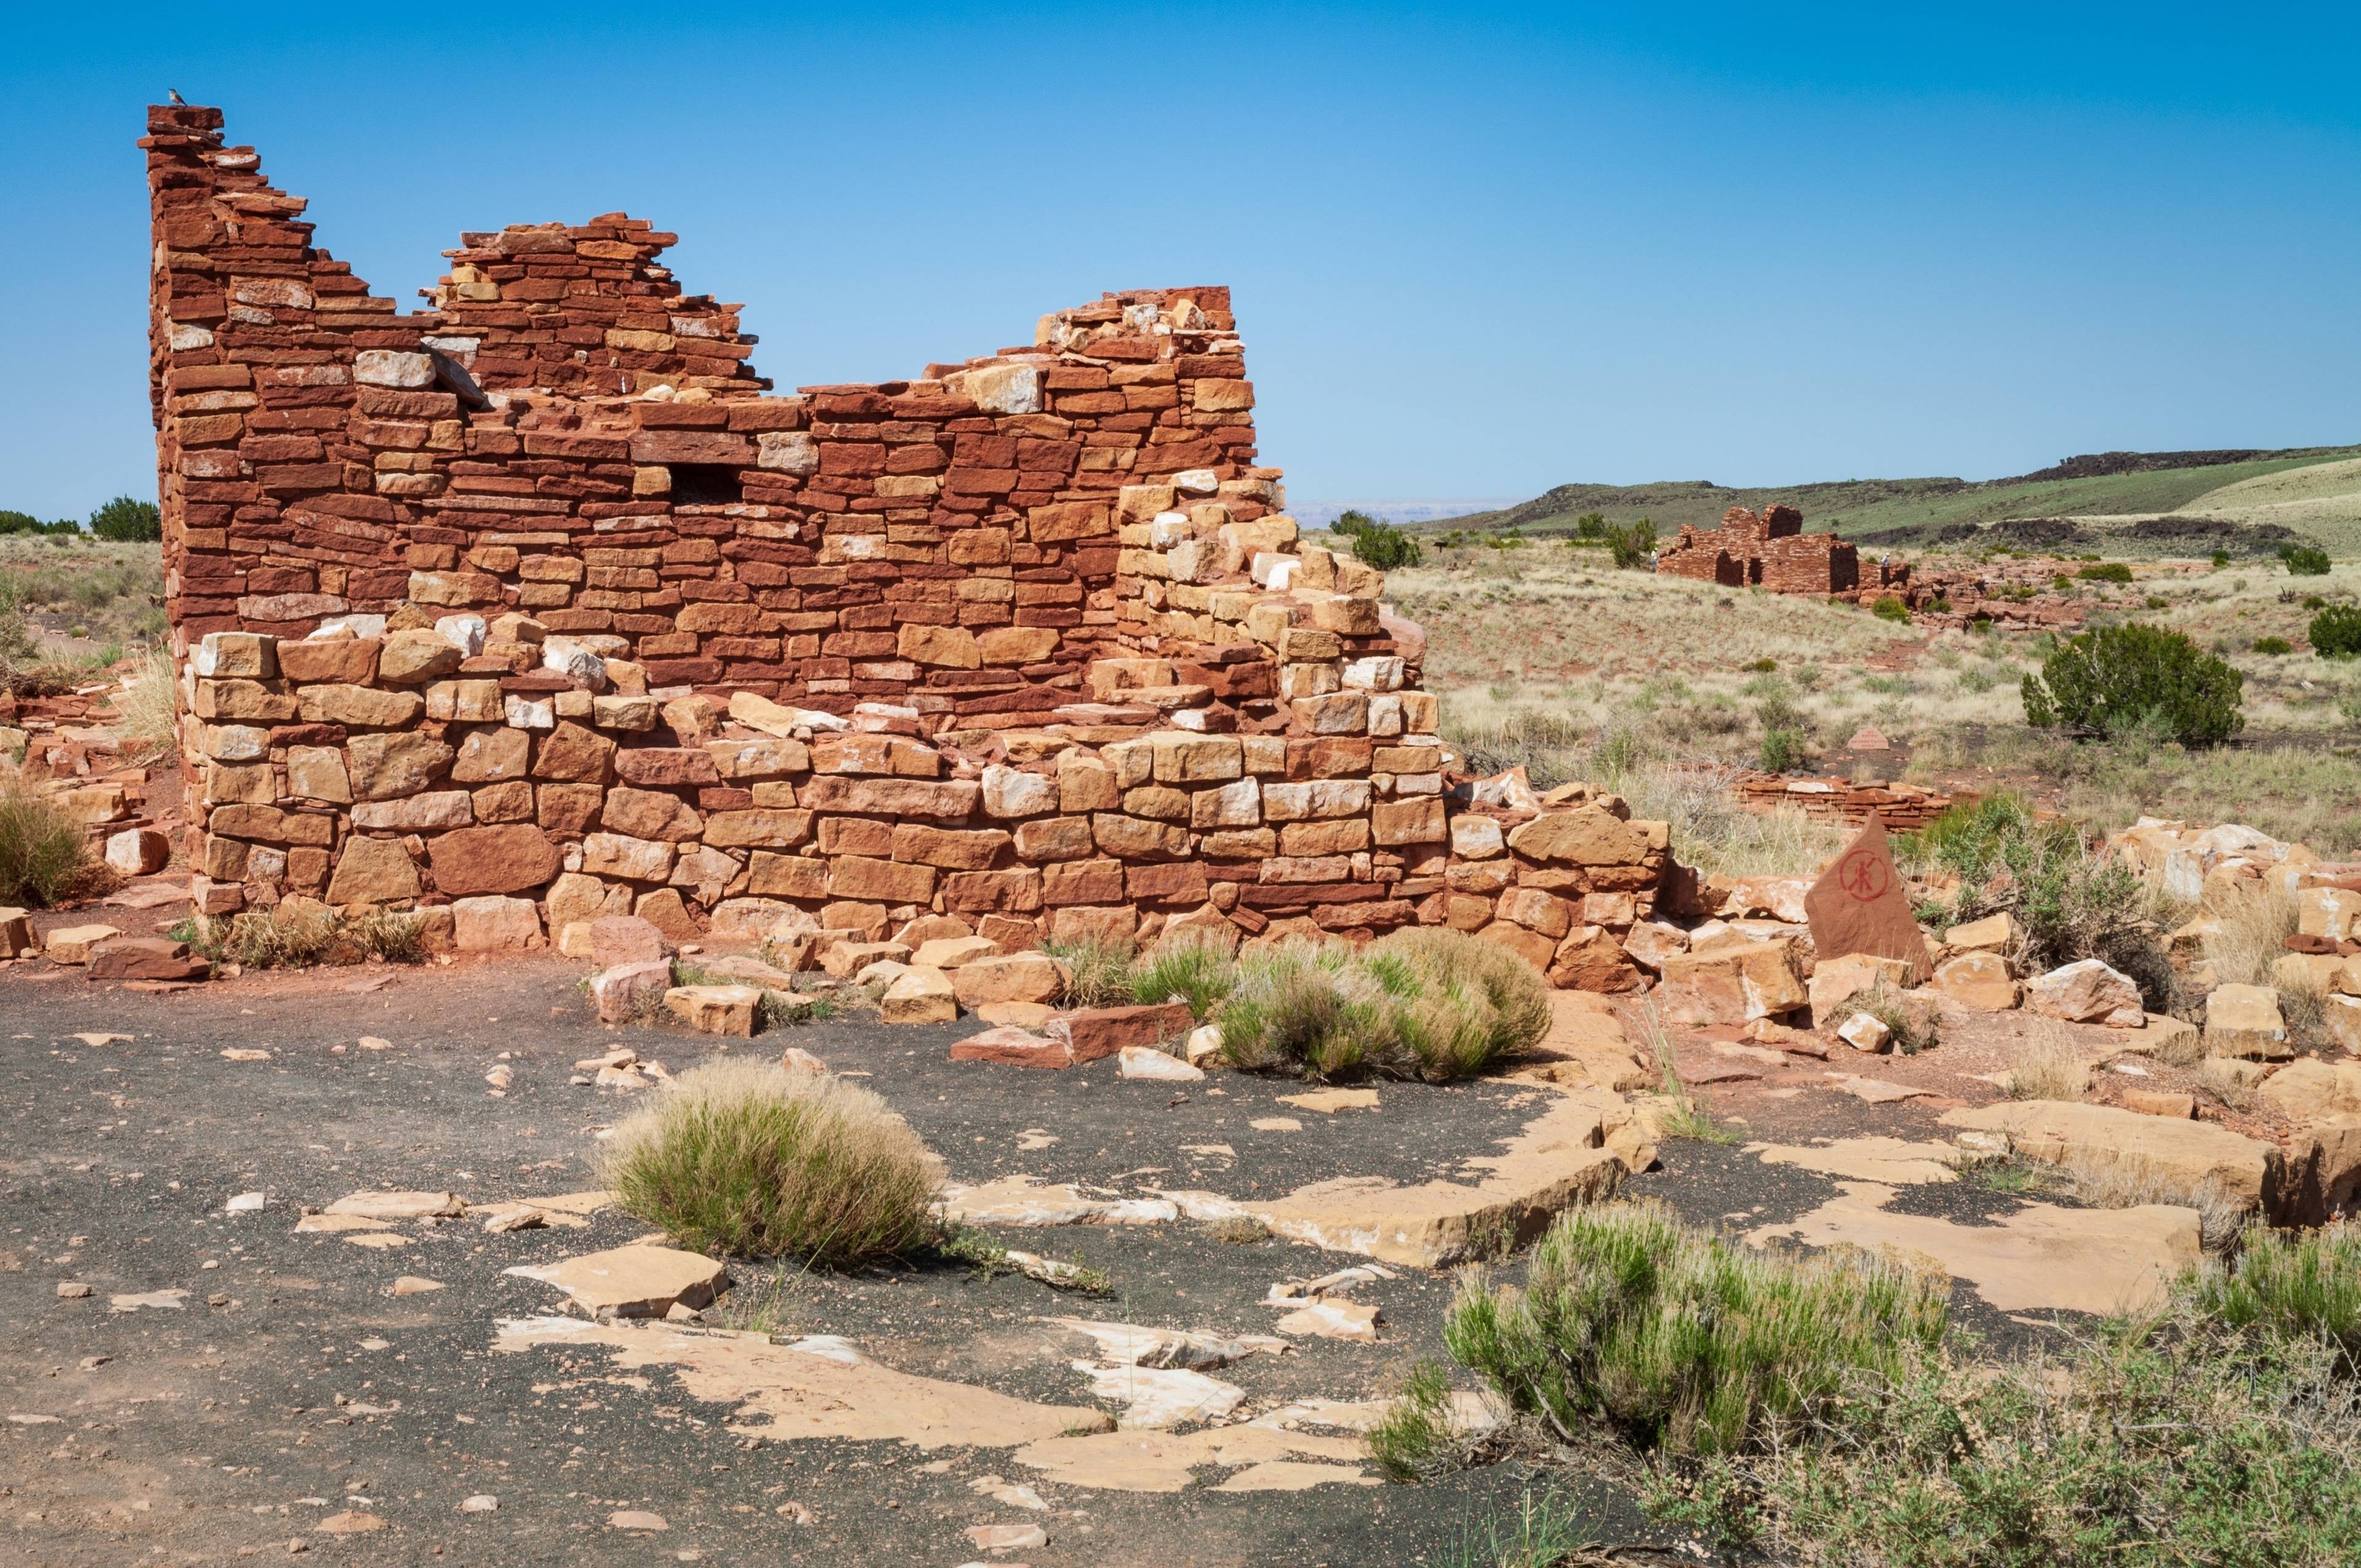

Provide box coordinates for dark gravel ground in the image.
[1,957,1700,1568]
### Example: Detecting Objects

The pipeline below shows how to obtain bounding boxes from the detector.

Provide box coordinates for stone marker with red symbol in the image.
[1803,814,1932,983]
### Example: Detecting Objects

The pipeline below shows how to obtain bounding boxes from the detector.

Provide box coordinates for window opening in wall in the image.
[671,465,743,507]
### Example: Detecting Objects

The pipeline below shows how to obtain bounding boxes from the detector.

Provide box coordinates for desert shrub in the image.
[2078,561,2134,584]
[1872,595,1912,622]
[2022,622,2244,745]
[87,496,160,542]
[1757,726,1807,772]
[1742,656,1777,672]
[599,1058,939,1264]
[1572,510,1608,540]
[2146,593,2170,609]
[1353,521,1422,569]
[2312,604,2361,659]
[0,777,106,906]
[2253,635,2294,655]
[0,592,45,693]
[1369,1360,1460,1482]
[1907,794,2170,1005]
[1605,517,1657,569]
[2186,1222,2361,1364]
[1217,929,1549,1083]
[1127,928,1237,1023]
[1444,1201,1948,1457]
[2281,542,2333,576]
[1331,509,1422,568]
[1040,935,1137,1008]
[1659,1284,2361,1561]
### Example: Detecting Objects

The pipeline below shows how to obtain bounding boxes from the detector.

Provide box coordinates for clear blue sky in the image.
[4,2,2355,518]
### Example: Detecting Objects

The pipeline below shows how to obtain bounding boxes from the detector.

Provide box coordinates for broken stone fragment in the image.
[1836,1012,1892,1053]
[953,952,1069,1008]
[2023,958,2145,1028]
[505,1244,728,1318]
[2204,983,2289,1060]
[1931,949,2020,1011]
[1275,1298,1382,1341]
[325,1190,462,1221]
[911,934,1000,970]
[1807,952,1913,1019]
[1945,911,2019,953]
[87,936,210,983]
[951,1026,1073,1068]
[590,960,672,1024]
[665,983,761,1036]
[1056,1001,1195,1061]
[880,964,959,1024]
[103,828,171,877]
[1117,1045,1203,1081]
[43,924,122,965]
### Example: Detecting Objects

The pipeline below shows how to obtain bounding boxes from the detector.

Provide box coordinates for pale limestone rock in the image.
[2205,983,2289,1060]
[2023,957,2145,1028]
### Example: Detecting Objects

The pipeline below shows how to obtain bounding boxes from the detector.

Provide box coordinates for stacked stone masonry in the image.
[1655,505,1872,595]
[145,103,1683,985]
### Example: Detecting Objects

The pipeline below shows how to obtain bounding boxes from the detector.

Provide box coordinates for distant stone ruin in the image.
[1654,504,1871,595]
[143,102,1690,984]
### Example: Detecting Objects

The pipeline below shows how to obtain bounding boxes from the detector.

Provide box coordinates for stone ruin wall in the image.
[143,101,1689,988]
[1655,505,1868,595]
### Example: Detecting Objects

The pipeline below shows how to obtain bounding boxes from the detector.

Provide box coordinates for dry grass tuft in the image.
[111,649,178,762]
[2201,878,2300,990]
[0,773,108,906]
[2006,1023,2092,1101]
[1216,928,1552,1083]
[599,1058,942,1264]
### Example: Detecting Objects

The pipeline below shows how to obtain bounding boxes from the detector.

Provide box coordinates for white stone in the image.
[354,349,436,389]
[1837,1012,1892,1053]
[433,614,488,656]
[981,763,1058,818]
[963,363,1041,415]
[1118,1047,1205,1082]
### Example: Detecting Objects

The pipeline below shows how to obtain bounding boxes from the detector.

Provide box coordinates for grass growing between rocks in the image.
[1216,927,1552,1083]
[0,775,107,906]
[1850,980,1942,1055]
[173,906,426,968]
[1394,1208,2361,1566]
[598,1058,942,1265]
[1905,793,2175,1008]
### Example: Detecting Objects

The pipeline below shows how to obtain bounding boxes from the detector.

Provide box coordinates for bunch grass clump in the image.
[599,1058,941,1264]
[0,775,108,906]
[1216,928,1551,1083]
[173,906,424,968]
[1128,927,1238,1023]
[1039,934,1138,1008]
[1444,1200,1949,1457]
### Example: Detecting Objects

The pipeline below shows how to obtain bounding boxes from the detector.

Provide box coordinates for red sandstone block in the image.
[950,1027,1074,1069]
[1061,1002,1194,1061]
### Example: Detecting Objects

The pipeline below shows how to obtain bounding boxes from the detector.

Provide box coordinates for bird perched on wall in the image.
[168,89,186,103]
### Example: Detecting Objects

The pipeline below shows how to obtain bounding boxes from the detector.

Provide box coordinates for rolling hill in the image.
[1436,445,2361,556]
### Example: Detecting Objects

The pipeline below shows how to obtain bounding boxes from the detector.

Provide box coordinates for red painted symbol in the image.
[1837,848,1891,903]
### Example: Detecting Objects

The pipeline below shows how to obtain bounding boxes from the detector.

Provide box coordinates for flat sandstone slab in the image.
[496,1315,1110,1451]
[504,1244,728,1317]
[1751,1181,2201,1315]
